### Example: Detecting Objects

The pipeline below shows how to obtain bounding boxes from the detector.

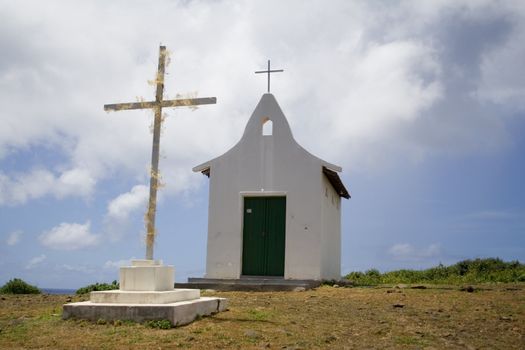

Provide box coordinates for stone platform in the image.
[119,259,174,291]
[90,288,200,304]
[176,276,322,291]
[63,296,228,326]
[62,260,228,326]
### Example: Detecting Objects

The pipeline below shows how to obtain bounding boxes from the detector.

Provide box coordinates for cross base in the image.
[62,259,228,326]
[119,259,174,291]
[62,297,228,326]
[90,289,200,304]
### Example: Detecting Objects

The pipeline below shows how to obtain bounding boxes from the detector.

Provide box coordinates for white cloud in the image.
[388,243,442,261]
[103,185,148,241]
[389,243,413,258]
[0,169,54,205]
[57,264,95,274]
[0,0,523,290]
[477,43,525,108]
[0,5,520,210]
[103,258,133,270]
[312,39,442,165]
[26,254,46,269]
[107,185,148,221]
[475,2,525,108]
[0,167,95,206]
[6,230,22,246]
[0,0,522,204]
[39,221,99,250]
[56,168,96,199]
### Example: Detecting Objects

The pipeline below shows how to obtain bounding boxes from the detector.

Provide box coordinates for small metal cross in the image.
[104,46,216,260]
[255,60,284,93]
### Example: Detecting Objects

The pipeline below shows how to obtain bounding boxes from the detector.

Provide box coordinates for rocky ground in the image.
[0,284,523,349]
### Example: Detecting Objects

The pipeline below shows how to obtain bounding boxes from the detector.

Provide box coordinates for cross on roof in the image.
[104,46,216,261]
[255,59,284,93]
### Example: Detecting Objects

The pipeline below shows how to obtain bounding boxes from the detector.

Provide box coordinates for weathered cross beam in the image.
[104,46,216,260]
[255,59,284,93]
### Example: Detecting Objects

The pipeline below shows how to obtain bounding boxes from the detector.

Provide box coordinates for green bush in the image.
[76,280,119,295]
[0,278,41,294]
[344,258,525,286]
[144,319,172,329]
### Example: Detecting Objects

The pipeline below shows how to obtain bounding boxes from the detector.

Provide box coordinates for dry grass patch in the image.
[0,285,523,349]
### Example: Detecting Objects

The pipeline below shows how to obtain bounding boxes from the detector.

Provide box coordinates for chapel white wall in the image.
[200,94,342,280]
[320,175,342,280]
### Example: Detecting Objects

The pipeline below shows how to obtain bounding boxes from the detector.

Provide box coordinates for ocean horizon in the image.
[41,288,76,295]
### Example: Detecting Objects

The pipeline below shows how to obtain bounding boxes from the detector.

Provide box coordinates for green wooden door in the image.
[242,197,286,276]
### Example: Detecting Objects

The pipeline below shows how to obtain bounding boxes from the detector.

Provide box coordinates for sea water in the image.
[41,288,76,295]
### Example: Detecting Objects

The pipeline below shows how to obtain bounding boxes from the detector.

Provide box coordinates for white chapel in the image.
[193,93,350,281]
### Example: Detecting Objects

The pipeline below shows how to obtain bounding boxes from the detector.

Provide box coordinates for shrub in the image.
[76,280,119,295]
[0,278,41,294]
[344,258,524,286]
[381,269,424,284]
[144,319,172,329]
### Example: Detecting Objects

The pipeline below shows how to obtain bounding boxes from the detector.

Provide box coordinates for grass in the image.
[144,319,173,329]
[1,284,524,349]
[247,308,272,321]
[345,258,525,286]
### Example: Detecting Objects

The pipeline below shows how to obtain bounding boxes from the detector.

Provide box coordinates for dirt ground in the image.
[0,284,523,349]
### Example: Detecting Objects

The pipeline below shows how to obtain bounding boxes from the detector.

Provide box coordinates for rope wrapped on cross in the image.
[104,46,216,260]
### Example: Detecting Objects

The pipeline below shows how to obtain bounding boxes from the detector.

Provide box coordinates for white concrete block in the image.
[131,259,162,267]
[119,265,174,291]
[90,289,200,304]
[62,297,229,326]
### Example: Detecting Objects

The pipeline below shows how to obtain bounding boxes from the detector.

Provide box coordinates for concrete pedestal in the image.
[63,297,228,326]
[62,260,228,326]
[120,259,174,291]
[90,288,200,304]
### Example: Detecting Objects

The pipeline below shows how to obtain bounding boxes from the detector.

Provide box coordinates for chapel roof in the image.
[323,166,350,199]
[193,93,350,199]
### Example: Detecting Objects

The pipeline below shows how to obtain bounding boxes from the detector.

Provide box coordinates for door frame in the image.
[239,191,287,277]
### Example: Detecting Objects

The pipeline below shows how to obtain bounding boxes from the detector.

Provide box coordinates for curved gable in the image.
[193,93,349,198]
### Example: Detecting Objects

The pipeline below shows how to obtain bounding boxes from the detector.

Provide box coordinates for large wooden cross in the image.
[104,46,216,260]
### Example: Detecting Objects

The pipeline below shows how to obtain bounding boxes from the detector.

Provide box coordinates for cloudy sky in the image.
[1,0,524,289]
